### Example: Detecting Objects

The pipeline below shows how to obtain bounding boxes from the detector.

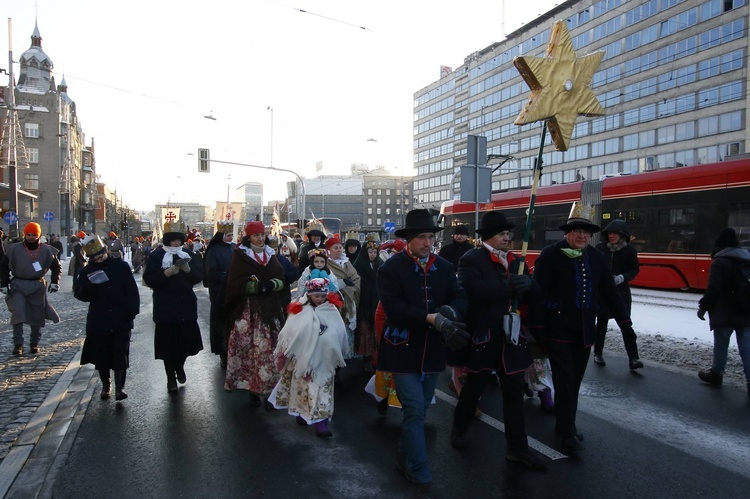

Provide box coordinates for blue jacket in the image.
[377,250,467,374]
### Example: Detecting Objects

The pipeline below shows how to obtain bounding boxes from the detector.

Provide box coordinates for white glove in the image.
[0,287,7,295]
[164,265,180,277]
[48,283,59,293]
[613,274,625,285]
[180,263,191,273]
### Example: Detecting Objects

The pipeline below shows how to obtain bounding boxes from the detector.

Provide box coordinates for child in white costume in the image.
[269,278,350,437]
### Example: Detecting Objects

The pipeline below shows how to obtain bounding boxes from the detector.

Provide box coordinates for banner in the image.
[162,207,180,226]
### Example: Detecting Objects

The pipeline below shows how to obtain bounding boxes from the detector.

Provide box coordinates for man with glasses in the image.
[532,202,636,455]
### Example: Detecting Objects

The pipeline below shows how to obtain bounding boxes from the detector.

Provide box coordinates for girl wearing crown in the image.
[269,278,349,437]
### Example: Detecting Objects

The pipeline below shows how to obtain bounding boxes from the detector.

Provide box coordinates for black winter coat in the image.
[74,256,140,335]
[699,247,750,330]
[595,240,639,315]
[204,241,234,303]
[438,240,474,271]
[452,247,535,374]
[377,251,467,374]
[533,239,629,347]
[142,248,203,323]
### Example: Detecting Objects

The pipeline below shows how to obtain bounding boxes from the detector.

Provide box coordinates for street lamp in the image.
[267,106,274,168]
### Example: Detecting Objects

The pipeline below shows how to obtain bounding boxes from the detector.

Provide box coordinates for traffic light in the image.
[121,221,127,231]
[198,148,210,172]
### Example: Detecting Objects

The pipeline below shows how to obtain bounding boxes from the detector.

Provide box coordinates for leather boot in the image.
[538,387,555,413]
[99,370,111,400]
[114,370,128,400]
[165,362,178,393]
[176,363,187,384]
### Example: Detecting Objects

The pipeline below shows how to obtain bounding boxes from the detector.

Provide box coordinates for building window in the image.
[376,218,382,225]
[368,199,372,205]
[368,189,372,195]
[386,189,391,196]
[376,208,382,215]
[367,208,372,215]
[376,189,382,195]
[368,218,373,225]
[27,148,39,163]
[25,123,39,138]
[24,173,39,190]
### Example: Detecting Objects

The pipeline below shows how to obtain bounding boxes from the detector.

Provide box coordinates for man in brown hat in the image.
[450,211,546,469]
[532,202,635,455]
[377,208,469,487]
[438,224,473,271]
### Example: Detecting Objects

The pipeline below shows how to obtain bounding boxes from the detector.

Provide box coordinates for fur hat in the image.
[395,209,442,240]
[475,212,515,239]
[714,227,740,249]
[24,222,42,237]
[559,202,600,234]
[452,225,470,236]
[81,234,107,257]
[163,232,185,246]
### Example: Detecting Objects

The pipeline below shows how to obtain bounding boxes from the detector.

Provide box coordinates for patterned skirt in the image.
[269,358,335,423]
[224,303,281,395]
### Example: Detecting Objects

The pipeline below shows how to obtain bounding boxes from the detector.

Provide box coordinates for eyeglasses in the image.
[570,229,592,236]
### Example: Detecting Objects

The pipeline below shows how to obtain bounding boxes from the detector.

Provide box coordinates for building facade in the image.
[361,167,412,234]
[1,22,96,237]
[413,0,748,209]
[235,182,263,224]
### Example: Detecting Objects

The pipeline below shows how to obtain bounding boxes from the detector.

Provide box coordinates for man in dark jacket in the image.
[296,223,327,273]
[377,209,468,487]
[451,211,546,469]
[533,202,635,455]
[593,219,642,368]
[697,227,750,396]
[438,224,473,271]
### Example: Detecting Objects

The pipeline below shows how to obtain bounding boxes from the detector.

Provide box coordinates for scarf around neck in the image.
[161,245,190,269]
[239,243,274,265]
[606,239,627,252]
[482,242,509,269]
[561,247,583,259]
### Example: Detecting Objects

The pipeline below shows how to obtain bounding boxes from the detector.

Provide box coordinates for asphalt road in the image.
[51,277,750,499]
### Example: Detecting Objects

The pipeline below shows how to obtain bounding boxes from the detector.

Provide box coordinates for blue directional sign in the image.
[384,221,396,233]
[43,211,55,222]
[3,211,18,225]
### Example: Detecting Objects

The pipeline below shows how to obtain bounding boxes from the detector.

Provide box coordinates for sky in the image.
[4,0,561,212]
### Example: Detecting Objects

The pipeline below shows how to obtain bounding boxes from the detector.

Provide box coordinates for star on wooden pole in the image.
[513,20,605,151]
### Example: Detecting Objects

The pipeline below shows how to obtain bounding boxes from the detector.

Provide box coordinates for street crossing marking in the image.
[434,389,568,460]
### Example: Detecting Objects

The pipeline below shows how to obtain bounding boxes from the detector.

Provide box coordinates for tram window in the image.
[659,208,695,252]
[728,203,750,247]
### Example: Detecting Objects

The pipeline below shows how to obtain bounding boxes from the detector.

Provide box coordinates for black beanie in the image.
[714,227,740,249]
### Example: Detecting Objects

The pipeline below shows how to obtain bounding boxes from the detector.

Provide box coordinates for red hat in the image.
[244,221,265,236]
[186,232,196,242]
[109,231,117,238]
[77,230,86,239]
[325,236,342,251]
[24,222,42,237]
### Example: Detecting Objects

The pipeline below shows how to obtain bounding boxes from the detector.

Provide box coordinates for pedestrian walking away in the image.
[142,225,204,393]
[450,211,546,469]
[0,222,62,356]
[74,234,140,401]
[593,219,642,369]
[204,220,236,368]
[532,202,636,455]
[697,227,750,396]
[377,209,469,487]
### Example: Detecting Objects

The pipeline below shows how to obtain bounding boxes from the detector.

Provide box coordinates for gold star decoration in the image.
[513,20,605,151]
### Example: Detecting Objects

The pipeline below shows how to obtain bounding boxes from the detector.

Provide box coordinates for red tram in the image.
[439,158,750,290]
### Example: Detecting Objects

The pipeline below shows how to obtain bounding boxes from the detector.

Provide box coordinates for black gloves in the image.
[433,313,470,351]
[697,309,706,321]
[437,305,461,322]
[509,274,532,295]
[258,280,274,293]
[343,277,355,286]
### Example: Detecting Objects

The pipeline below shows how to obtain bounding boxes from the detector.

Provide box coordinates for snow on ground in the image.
[600,288,748,390]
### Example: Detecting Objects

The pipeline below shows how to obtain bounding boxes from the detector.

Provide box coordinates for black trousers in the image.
[547,341,591,438]
[594,288,638,359]
[452,369,528,452]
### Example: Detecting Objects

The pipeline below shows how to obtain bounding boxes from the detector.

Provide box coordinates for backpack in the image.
[727,260,750,311]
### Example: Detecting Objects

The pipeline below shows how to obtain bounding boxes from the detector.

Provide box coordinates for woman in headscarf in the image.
[142,229,204,393]
[324,236,361,359]
[224,221,290,407]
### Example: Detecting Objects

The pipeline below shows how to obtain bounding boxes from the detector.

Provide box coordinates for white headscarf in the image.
[161,245,191,269]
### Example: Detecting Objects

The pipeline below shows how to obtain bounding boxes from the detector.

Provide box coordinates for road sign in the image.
[43,211,55,222]
[3,211,18,225]
[384,221,396,233]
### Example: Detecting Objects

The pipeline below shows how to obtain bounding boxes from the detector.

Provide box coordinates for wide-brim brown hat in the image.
[475,211,515,239]
[395,209,443,240]
[559,201,601,234]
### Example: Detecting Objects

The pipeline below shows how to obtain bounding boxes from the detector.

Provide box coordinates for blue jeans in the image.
[712,326,750,382]
[393,373,439,484]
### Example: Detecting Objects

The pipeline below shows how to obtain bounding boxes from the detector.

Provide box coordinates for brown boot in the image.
[12,345,23,356]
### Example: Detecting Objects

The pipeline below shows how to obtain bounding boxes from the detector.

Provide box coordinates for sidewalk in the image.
[0,268,96,498]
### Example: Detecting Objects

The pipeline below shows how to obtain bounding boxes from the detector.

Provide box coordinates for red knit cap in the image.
[77,231,86,239]
[325,236,342,251]
[244,221,265,236]
[24,222,42,237]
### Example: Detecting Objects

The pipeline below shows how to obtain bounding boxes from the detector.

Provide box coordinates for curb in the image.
[0,346,96,499]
